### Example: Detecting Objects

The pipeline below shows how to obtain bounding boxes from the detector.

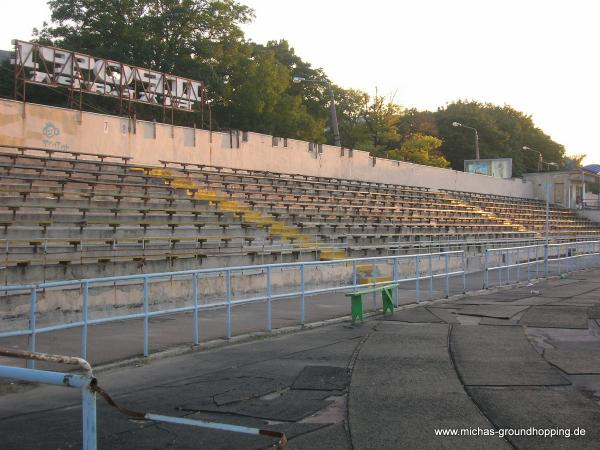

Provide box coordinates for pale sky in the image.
[1,0,598,163]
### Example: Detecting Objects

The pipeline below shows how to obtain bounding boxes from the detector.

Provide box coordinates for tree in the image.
[222,47,324,141]
[434,101,566,175]
[356,94,403,155]
[35,0,254,73]
[389,133,449,168]
[396,109,439,138]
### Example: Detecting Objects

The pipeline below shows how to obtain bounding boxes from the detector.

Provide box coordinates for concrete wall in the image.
[0,99,534,197]
[523,171,596,207]
[1,253,472,328]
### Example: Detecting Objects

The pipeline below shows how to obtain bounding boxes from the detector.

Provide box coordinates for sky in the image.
[1,0,599,163]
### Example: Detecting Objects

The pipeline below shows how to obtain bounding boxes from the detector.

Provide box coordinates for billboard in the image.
[11,40,205,112]
[464,158,512,179]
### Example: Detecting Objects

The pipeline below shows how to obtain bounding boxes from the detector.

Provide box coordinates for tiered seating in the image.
[2,145,596,284]
[444,190,600,239]
[159,160,536,256]
[0,148,317,283]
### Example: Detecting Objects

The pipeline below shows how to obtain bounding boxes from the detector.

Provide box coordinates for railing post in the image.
[498,252,502,286]
[516,249,520,282]
[393,257,399,307]
[82,282,89,360]
[483,251,488,289]
[143,276,149,357]
[300,264,305,325]
[28,287,37,369]
[428,253,433,300]
[82,382,97,450]
[193,273,199,346]
[506,252,511,285]
[371,259,376,310]
[544,243,549,276]
[415,255,420,303]
[352,260,357,293]
[535,244,539,278]
[267,266,272,332]
[526,246,531,282]
[557,245,561,275]
[444,253,449,298]
[461,251,466,293]
[226,270,232,339]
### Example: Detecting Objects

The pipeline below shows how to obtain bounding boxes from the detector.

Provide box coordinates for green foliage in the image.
[358,95,403,155]
[563,154,586,170]
[434,101,566,176]
[389,134,449,168]
[0,1,571,174]
[36,0,254,72]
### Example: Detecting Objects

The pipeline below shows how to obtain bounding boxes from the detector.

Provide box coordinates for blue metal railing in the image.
[483,240,600,289]
[0,251,466,363]
[0,349,97,450]
[0,348,288,449]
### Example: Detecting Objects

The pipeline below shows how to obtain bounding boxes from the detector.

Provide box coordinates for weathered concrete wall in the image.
[0,99,534,197]
[1,254,471,329]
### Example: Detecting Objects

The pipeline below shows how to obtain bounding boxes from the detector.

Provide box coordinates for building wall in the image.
[0,99,535,197]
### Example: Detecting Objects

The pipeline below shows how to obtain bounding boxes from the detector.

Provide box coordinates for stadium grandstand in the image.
[0,143,599,286]
[2,0,600,445]
[2,39,600,450]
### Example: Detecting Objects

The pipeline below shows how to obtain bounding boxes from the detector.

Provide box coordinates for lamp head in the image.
[292,76,305,84]
[522,146,530,150]
[452,122,461,127]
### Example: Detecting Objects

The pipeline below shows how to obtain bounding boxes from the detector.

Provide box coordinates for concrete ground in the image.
[1,269,600,449]
[0,272,477,367]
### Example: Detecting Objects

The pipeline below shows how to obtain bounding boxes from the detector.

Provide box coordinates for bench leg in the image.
[350,295,364,322]
[382,288,394,315]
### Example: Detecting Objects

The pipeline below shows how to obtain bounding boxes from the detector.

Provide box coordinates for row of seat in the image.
[1,146,598,284]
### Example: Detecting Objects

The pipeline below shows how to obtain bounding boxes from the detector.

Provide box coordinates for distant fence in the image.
[483,240,600,288]
[0,251,465,363]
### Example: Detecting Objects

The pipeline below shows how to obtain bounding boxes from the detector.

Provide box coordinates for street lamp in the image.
[293,76,341,147]
[539,160,559,274]
[453,121,480,160]
[522,145,542,172]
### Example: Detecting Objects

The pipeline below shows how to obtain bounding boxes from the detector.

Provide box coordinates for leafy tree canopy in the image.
[434,101,566,175]
[0,1,571,172]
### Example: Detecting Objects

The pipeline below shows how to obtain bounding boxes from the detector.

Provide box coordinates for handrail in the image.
[0,250,466,360]
[483,240,600,288]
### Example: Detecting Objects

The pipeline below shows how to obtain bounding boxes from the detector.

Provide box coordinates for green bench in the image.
[345,283,398,322]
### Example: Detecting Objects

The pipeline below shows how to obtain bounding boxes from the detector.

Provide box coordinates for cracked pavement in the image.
[1,270,600,448]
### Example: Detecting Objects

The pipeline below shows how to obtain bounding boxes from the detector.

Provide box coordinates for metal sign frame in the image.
[12,40,207,123]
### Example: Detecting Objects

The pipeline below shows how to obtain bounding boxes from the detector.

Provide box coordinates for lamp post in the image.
[522,145,542,172]
[452,122,480,160]
[541,161,559,275]
[293,76,341,147]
